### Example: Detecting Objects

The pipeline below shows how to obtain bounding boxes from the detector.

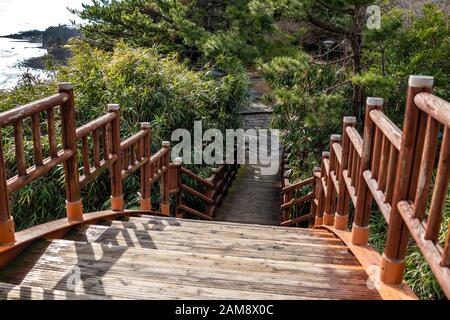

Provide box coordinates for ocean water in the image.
[0,37,47,90]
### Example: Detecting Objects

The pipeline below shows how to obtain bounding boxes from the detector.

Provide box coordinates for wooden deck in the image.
[215,76,281,225]
[0,215,382,300]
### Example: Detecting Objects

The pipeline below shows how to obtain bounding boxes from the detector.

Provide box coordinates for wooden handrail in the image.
[76,112,116,139]
[281,177,314,193]
[346,126,363,158]
[0,93,69,126]
[180,166,214,188]
[180,183,214,204]
[306,76,450,297]
[414,92,450,127]
[369,110,402,151]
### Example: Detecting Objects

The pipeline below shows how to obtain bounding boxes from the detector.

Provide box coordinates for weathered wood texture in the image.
[0,215,381,300]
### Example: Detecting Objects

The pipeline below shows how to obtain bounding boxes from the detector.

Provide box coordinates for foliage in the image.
[360,4,450,124]
[0,42,248,230]
[259,52,351,179]
[260,2,450,299]
[73,0,278,65]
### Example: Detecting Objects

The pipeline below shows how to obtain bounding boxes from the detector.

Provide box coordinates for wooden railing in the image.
[279,149,315,226]
[174,162,238,220]
[296,75,450,297]
[0,83,238,246]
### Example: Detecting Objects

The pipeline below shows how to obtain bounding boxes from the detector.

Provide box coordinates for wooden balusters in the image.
[140,122,152,210]
[351,98,384,245]
[0,129,15,245]
[81,136,90,176]
[172,157,183,218]
[382,76,434,284]
[323,134,341,226]
[282,188,291,222]
[424,127,450,241]
[312,166,323,227]
[46,108,58,158]
[31,113,43,166]
[413,116,440,220]
[108,104,124,211]
[102,124,110,161]
[92,129,101,168]
[160,141,171,216]
[13,120,27,177]
[334,117,356,230]
[59,83,83,222]
[443,222,450,268]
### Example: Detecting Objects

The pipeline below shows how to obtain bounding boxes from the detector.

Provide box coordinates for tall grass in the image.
[0,42,248,230]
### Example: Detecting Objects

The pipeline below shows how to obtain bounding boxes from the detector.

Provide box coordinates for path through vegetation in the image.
[215,75,281,225]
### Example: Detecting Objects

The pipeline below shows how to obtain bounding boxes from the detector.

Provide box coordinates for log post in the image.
[0,129,15,245]
[323,134,341,226]
[173,157,183,218]
[59,83,83,222]
[140,122,152,210]
[315,152,329,226]
[282,190,291,223]
[108,104,124,211]
[334,117,356,230]
[311,166,321,227]
[351,97,384,245]
[160,141,171,216]
[381,76,434,284]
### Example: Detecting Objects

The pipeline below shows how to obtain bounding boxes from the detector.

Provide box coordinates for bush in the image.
[259,52,351,180]
[0,42,248,230]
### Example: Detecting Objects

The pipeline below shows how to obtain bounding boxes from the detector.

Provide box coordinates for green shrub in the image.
[0,42,248,230]
[259,52,351,180]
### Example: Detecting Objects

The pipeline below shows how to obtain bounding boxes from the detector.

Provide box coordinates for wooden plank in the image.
[0,239,381,300]
[67,225,359,265]
[319,226,417,300]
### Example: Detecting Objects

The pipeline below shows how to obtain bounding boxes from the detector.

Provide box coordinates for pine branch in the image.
[306,14,350,35]
[315,0,355,15]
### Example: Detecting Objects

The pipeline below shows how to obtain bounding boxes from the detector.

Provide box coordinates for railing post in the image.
[323,134,341,226]
[160,141,171,216]
[315,152,329,226]
[381,76,434,284]
[140,122,152,210]
[59,83,83,222]
[282,189,291,222]
[108,104,124,211]
[334,117,356,230]
[351,97,384,245]
[311,166,321,227]
[0,130,15,245]
[173,157,183,218]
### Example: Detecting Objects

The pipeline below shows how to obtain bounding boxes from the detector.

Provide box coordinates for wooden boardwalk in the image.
[215,76,281,225]
[0,215,383,300]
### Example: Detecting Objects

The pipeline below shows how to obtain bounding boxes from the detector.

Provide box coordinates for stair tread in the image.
[121,215,335,237]
[65,224,358,265]
[0,238,381,300]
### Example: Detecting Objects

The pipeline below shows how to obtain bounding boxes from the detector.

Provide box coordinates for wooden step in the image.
[111,215,337,238]
[65,224,358,265]
[0,239,381,300]
[131,215,323,233]
[98,220,343,247]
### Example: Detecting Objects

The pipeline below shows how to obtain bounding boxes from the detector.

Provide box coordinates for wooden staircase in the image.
[0,75,448,300]
[0,215,384,300]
